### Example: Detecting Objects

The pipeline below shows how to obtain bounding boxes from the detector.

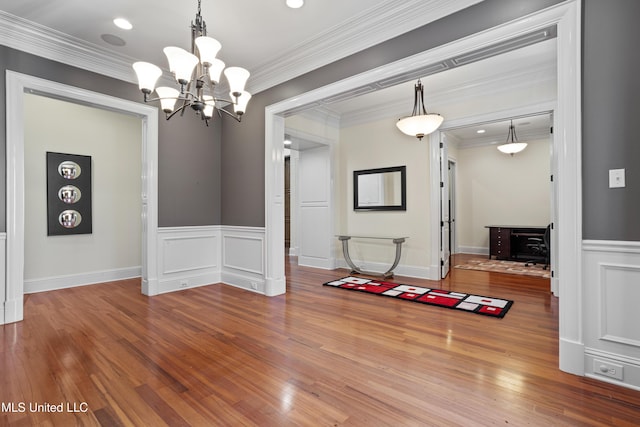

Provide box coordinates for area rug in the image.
[454,258,551,279]
[323,276,513,318]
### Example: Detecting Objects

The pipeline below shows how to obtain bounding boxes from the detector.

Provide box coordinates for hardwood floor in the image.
[2,254,640,426]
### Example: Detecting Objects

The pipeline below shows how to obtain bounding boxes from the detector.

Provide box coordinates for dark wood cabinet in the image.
[486,225,546,260]
[489,227,511,259]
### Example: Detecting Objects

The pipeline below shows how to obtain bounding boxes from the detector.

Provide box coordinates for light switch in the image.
[609,168,625,188]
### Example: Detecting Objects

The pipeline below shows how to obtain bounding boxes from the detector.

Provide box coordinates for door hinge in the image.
[440,181,444,188]
[550,174,554,182]
[441,259,445,266]
[551,270,555,278]
[550,126,553,134]
[439,142,444,148]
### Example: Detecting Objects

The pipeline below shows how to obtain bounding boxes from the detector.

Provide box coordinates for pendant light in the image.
[497,120,527,155]
[396,80,443,140]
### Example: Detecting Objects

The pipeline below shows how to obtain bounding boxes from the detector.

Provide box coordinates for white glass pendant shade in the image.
[208,59,226,84]
[497,142,528,154]
[203,95,215,119]
[155,86,180,113]
[232,91,252,115]
[225,67,250,96]
[195,36,222,66]
[396,114,444,139]
[163,46,198,84]
[132,62,162,93]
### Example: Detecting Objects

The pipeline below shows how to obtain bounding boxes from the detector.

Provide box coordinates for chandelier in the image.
[132,0,251,126]
[396,80,443,140]
[497,120,527,155]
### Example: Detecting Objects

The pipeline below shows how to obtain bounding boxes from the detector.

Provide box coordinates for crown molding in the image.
[1,1,482,94]
[247,0,483,94]
[0,10,138,84]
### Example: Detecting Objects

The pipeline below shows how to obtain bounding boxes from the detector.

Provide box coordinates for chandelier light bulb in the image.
[163,47,199,85]
[132,62,162,93]
[225,67,250,96]
[194,36,222,66]
[208,58,226,84]
[232,91,252,115]
[155,87,180,113]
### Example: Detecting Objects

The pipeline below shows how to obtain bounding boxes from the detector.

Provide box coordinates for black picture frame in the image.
[353,165,406,211]
[46,152,92,236]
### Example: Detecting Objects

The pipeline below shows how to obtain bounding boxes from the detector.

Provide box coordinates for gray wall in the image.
[0,46,222,229]
[220,0,564,227]
[582,0,640,241]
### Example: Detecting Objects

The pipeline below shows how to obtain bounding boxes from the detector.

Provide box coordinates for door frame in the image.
[265,2,582,374]
[4,71,159,324]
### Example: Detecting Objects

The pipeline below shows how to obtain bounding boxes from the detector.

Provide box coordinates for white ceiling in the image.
[0,0,483,94]
[0,0,557,147]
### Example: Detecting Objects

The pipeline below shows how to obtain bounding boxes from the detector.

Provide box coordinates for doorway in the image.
[4,72,159,325]
[437,112,554,285]
[265,2,582,374]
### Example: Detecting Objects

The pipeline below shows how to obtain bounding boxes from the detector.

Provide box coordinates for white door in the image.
[298,145,333,269]
[440,134,451,278]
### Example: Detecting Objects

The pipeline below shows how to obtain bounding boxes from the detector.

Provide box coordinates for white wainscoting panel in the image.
[157,226,222,294]
[583,240,640,391]
[221,226,266,294]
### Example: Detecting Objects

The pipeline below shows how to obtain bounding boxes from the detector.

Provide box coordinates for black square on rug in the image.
[324,277,514,318]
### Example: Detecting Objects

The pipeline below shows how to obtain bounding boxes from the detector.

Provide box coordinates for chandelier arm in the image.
[143,95,192,104]
[165,103,192,121]
[216,106,242,122]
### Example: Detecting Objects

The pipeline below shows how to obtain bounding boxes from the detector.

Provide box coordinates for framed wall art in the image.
[46,152,92,236]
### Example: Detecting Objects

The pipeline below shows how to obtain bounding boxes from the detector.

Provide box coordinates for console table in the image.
[336,235,408,278]
[485,225,546,260]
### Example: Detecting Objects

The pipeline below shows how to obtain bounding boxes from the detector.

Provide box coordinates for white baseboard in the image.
[24,266,141,294]
[298,255,335,270]
[458,246,489,255]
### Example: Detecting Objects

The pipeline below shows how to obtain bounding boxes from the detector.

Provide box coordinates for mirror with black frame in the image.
[353,166,406,211]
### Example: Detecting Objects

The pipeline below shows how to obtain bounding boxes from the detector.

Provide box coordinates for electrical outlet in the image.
[250,282,257,290]
[593,359,624,380]
[180,280,188,288]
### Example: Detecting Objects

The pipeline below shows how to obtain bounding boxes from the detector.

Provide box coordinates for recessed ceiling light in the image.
[286,0,304,9]
[476,129,486,134]
[284,138,292,145]
[113,18,133,30]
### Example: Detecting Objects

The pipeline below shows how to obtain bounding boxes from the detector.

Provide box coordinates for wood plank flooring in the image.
[2,254,640,426]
